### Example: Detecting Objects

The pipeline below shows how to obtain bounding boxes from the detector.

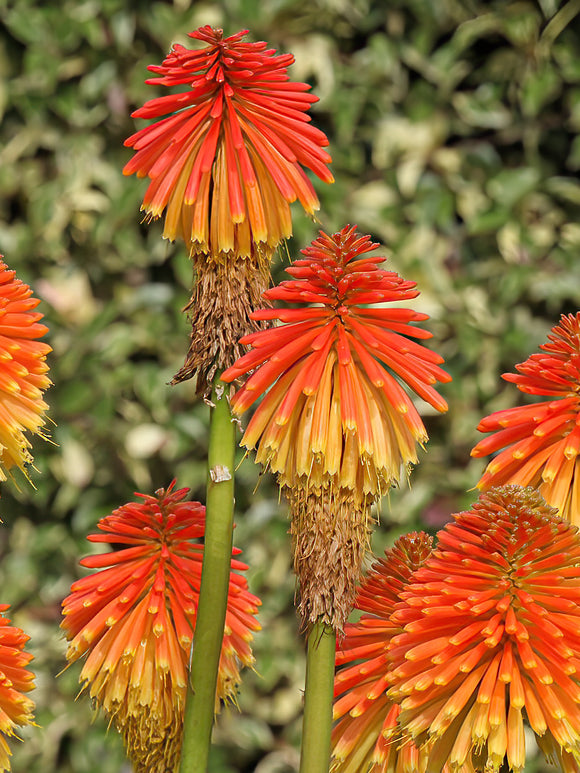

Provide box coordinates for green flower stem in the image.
[299,620,337,773]
[180,378,235,773]
[539,0,580,52]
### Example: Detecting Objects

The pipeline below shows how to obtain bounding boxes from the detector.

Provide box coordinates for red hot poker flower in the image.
[125,26,334,394]
[388,485,580,773]
[472,313,580,523]
[61,483,260,773]
[332,533,433,773]
[124,25,333,259]
[222,226,449,629]
[0,258,51,482]
[0,607,35,773]
[223,225,450,498]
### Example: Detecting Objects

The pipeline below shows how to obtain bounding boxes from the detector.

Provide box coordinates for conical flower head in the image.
[472,313,580,522]
[0,607,35,772]
[222,225,450,499]
[222,225,448,629]
[471,312,580,524]
[388,485,580,773]
[124,25,333,260]
[61,482,261,773]
[127,26,334,394]
[332,533,433,773]
[0,258,50,482]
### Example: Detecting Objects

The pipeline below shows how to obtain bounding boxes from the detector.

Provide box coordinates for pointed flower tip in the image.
[61,483,260,771]
[389,484,580,773]
[229,227,448,499]
[473,311,580,522]
[124,25,332,259]
[0,257,51,484]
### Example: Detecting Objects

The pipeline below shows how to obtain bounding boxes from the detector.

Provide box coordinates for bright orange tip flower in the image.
[222,225,450,497]
[124,25,333,259]
[332,533,433,773]
[388,485,580,773]
[0,258,51,482]
[61,482,261,773]
[0,606,35,773]
[472,313,580,523]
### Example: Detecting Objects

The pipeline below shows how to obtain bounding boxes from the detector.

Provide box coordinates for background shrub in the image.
[1,0,579,770]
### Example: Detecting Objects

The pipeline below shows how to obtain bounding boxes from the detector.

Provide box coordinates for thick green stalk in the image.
[180,379,235,773]
[299,620,337,773]
[538,0,580,53]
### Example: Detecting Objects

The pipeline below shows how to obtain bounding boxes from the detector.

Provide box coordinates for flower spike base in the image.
[289,488,371,629]
[171,252,270,395]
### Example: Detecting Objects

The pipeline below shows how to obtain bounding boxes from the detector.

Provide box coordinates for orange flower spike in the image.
[222,226,448,629]
[0,607,35,773]
[331,533,433,773]
[61,482,260,773]
[124,25,333,258]
[0,258,51,482]
[472,313,580,523]
[223,225,450,496]
[388,485,580,773]
[126,27,335,394]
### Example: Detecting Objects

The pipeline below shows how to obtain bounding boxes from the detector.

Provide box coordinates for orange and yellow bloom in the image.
[222,225,449,499]
[0,607,35,772]
[222,226,449,628]
[0,258,50,482]
[388,485,580,773]
[61,482,260,772]
[124,26,334,393]
[124,25,333,260]
[472,313,580,523]
[332,533,433,773]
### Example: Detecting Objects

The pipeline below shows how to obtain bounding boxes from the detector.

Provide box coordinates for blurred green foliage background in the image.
[1,0,580,770]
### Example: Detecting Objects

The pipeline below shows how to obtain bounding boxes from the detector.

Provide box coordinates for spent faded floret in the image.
[124,25,333,260]
[332,533,433,773]
[388,485,580,773]
[472,313,580,523]
[61,482,260,773]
